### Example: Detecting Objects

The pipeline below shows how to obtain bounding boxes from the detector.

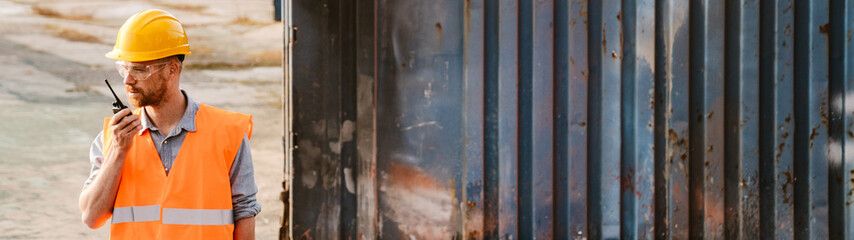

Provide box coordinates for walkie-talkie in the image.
[105,79,131,115]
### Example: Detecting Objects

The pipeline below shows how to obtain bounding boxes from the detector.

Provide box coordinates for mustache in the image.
[125,86,141,93]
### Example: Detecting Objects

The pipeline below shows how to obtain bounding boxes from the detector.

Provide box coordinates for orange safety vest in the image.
[101,104,252,240]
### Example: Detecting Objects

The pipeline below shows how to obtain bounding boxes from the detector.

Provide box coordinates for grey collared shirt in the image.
[85,91,261,221]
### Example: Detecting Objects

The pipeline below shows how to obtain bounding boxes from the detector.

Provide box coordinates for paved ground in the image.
[0,0,285,239]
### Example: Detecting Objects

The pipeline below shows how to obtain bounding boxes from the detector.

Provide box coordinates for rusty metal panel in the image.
[289,0,350,239]
[284,0,854,239]
[827,1,854,239]
[587,0,622,238]
[561,0,591,239]
[725,0,760,239]
[654,0,691,238]
[794,0,830,238]
[620,0,656,239]
[758,0,795,239]
[462,0,485,238]
[529,0,555,239]
[375,0,466,239]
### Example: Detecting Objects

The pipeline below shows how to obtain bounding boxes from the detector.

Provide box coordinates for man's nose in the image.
[123,73,135,85]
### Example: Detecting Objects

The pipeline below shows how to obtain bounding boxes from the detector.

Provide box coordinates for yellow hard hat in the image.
[105,9,191,62]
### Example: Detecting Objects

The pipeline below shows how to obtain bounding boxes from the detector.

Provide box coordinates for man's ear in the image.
[167,58,181,77]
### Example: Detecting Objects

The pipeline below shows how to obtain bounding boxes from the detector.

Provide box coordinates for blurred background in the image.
[0,0,284,239]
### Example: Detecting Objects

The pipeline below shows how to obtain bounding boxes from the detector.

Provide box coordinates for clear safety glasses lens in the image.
[116,61,169,80]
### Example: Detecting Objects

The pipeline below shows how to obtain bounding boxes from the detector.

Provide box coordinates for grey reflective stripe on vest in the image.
[112,205,161,224]
[162,208,234,225]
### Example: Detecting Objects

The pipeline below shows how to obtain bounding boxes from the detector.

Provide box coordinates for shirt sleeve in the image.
[230,135,262,221]
[84,131,105,189]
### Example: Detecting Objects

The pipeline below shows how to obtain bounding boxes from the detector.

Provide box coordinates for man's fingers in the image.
[127,120,142,135]
[109,109,132,125]
[114,114,139,131]
[117,121,141,140]
[120,115,140,131]
[131,123,143,135]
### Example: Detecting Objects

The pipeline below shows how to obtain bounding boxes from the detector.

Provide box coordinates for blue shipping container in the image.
[282,0,854,239]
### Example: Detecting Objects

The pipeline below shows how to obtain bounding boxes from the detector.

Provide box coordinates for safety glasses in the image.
[116,61,169,80]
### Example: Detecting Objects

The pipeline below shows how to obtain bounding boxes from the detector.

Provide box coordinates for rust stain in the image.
[435,22,443,46]
[387,162,444,191]
[848,30,852,42]
[819,23,830,34]
[848,29,852,42]
[468,230,480,240]
[781,132,789,139]
[570,57,575,66]
[675,181,679,194]
[847,131,854,139]
[579,122,587,127]
[611,51,618,59]
[466,201,476,208]
[848,170,854,196]
[616,11,622,22]
[820,99,828,126]
[650,96,655,109]
[464,0,470,20]
[602,22,607,50]
[707,111,713,119]
[621,167,636,194]
[810,127,819,149]
[785,115,791,123]
[849,170,854,205]
[300,228,313,240]
[781,171,793,204]
[810,127,819,140]
[382,162,453,239]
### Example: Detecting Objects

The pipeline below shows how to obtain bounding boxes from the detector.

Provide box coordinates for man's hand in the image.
[109,109,141,151]
[79,109,141,229]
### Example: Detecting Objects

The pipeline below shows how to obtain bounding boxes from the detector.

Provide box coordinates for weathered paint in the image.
[284,0,854,239]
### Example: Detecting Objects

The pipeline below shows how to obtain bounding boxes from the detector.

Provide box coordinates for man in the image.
[78,9,260,239]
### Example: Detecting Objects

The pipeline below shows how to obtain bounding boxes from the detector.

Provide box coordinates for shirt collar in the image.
[138,90,199,136]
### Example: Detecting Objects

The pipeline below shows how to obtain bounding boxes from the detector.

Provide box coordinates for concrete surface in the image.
[0,0,285,239]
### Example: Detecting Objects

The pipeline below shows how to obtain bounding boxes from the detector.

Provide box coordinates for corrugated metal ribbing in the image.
[758,0,795,238]
[757,0,793,239]
[726,0,760,239]
[794,0,829,238]
[828,1,854,239]
[285,0,854,239]
[621,0,656,239]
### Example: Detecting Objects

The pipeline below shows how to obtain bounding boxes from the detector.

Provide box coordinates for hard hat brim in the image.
[106,45,192,62]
